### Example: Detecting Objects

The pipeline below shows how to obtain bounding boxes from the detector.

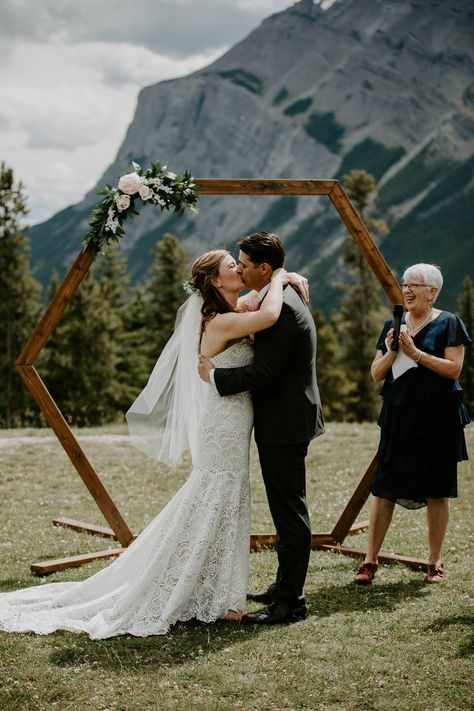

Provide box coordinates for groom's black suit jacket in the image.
[214,285,325,445]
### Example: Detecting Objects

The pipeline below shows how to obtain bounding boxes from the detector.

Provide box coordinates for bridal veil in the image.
[126,293,208,466]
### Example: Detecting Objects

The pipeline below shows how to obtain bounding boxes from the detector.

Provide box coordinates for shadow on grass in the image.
[46,580,429,673]
[425,614,474,658]
[48,619,264,672]
[306,578,429,618]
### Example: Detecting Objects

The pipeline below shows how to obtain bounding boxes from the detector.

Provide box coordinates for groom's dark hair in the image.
[239,231,285,270]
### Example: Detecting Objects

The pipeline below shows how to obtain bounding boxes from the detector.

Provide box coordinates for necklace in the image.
[407,310,432,335]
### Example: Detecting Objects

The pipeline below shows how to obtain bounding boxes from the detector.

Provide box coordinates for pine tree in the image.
[312,308,351,421]
[145,233,190,362]
[457,275,474,413]
[36,270,66,419]
[0,162,41,427]
[117,286,151,412]
[41,253,126,426]
[336,170,388,421]
[93,246,129,417]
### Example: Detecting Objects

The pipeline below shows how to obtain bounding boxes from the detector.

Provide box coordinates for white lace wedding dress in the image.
[0,339,254,639]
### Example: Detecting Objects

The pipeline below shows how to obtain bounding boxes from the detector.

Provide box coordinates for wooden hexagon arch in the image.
[16,178,427,575]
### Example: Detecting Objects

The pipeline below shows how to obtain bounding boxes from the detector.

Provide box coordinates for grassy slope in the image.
[0,422,472,711]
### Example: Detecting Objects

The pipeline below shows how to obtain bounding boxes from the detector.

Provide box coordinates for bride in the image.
[0,249,295,639]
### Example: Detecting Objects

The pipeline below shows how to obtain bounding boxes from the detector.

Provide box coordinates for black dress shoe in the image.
[246,582,277,605]
[241,603,307,625]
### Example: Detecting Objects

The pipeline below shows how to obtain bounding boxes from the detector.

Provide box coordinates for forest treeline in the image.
[1,162,473,428]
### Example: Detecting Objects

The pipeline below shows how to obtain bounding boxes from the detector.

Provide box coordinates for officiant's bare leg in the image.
[426,497,449,565]
[364,495,395,563]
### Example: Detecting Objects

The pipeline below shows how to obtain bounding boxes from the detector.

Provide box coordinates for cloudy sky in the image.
[0,0,336,224]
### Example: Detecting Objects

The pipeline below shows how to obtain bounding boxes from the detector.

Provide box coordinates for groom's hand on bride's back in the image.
[198,355,215,383]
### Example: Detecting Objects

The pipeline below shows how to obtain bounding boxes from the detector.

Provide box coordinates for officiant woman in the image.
[353,263,471,586]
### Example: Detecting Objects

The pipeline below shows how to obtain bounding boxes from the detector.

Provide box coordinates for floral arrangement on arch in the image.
[82,161,198,256]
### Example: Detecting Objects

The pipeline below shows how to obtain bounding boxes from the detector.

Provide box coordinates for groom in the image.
[198,231,325,624]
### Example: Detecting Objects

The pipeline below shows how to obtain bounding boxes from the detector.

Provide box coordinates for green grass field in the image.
[0,423,472,710]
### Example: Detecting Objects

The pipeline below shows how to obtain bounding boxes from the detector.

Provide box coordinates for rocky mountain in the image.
[29,0,474,313]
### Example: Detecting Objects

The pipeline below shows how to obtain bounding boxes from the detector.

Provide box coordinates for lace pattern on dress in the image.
[0,339,254,638]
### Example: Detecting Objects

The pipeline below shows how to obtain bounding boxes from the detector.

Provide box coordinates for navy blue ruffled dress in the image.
[371,310,471,509]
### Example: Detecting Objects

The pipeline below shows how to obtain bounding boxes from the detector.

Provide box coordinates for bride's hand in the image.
[287,272,309,302]
[271,267,288,285]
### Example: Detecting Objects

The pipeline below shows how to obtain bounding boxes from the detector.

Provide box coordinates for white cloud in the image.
[0,0,338,223]
[0,38,223,222]
[0,0,294,55]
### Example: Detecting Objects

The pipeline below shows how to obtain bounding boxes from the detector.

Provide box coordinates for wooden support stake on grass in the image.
[31,549,125,576]
[318,544,428,571]
[16,365,134,548]
[330,455,378,544]
[53,517,120,539]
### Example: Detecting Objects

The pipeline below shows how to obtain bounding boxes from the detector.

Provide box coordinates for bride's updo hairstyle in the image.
[191,249,235,329]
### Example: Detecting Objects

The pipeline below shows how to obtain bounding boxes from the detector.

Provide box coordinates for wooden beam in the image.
[250,532,335,551]
[329,182,403,305]
[31,548,124,576]
[16,249,94,366]
[195,178,335,196]
[317,544,429,571]
[330,455,378,544]
[53,517,119,539]
[15,365,134,548]
[346,520,369,536]
[15,176,414,574]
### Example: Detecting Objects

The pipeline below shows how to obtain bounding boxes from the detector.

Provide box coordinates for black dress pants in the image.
[257,441,311,608]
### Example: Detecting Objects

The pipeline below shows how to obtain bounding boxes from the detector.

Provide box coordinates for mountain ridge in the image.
[28,0,474,312]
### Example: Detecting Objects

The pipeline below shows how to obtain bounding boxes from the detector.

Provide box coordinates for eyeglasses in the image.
[400,283,431,291]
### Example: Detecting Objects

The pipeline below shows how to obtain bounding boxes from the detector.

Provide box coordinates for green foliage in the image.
[217,69,264,95]
[336,139,406,181]
[378,141,458,207]
[381,177,474,311]
[336,170,388,422]
[312,309,351,421]
[272,86,289,105]
[457,276,474,414]
[307,248,342,316]
[39,263,124,427]
[462,81,474,107]
[118,287,153,409]
[81,161,198,256]
[28,234,192,429]
[0,162,42,427]
[304,111,345,153]
[283,97,313,116]
[145,233,191,362]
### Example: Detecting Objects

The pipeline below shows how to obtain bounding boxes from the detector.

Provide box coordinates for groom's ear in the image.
[260,262,272,278]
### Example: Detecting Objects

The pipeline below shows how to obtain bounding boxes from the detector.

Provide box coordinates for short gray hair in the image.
[402,263,443,302]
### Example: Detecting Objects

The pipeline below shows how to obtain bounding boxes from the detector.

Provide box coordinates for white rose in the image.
[116,194,131,212]
[118,172,143,195]
[139,184,152,200]
[166,171,177,179]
